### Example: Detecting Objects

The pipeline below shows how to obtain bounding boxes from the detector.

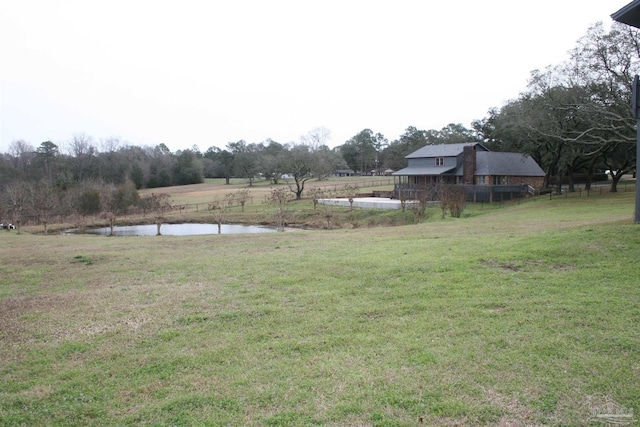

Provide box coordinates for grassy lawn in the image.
[1,190,639,426]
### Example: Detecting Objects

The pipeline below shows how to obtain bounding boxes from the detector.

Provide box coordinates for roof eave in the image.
[612,0,640,28]
[392,166,456,176]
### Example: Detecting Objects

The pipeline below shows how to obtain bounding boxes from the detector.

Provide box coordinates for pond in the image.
[85,223,279,236]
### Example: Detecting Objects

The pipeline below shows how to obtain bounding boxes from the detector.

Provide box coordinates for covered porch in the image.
[393,179,531,203]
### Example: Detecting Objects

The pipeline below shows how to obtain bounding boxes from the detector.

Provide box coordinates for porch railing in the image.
[393,184,530,203]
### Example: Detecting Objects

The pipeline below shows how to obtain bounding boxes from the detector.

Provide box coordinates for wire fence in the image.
[543,181,635,200]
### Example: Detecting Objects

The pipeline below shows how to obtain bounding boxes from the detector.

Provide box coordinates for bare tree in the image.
[301,128,344,180]
[6,181,29,234]
[141,193,172,235]
[99,211,117,236]
[209,200,224,234]
[438,185,467,219]
[340,183,360,211]
[8,140,35,176]
[233,188,251,212]
[31,181,59,235]
[411,190,431,223]
[270,187,292,231]
[209,192,234,234]
[67,133,97,182]
[97,184,116,235]
[100,136,122,153]
[313,188,338,230]
[301,127,331,150]
[308,187,325,210]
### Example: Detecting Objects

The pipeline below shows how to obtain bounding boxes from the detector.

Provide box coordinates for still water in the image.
[86,223,278,236]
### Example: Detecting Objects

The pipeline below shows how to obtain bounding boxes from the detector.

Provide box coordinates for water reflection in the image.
[86,223,278,236]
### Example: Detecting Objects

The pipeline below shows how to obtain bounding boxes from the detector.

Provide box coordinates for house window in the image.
[493,176,508,185]
[476,176,486,184]
[435,157,444,166]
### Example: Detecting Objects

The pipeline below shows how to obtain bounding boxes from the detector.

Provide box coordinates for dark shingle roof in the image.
[612,0,640,28]
[405,142,487,159]
[476,152,545,176]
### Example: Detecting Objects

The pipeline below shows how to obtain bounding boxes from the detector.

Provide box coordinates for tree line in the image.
[1,21,638,226]
[0,124,480,190]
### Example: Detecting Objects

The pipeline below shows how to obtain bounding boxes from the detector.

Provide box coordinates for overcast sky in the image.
[0,1,628,154]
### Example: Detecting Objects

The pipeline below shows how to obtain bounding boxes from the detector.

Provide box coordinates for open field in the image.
[1,190,639,426]
[139,177,396,206]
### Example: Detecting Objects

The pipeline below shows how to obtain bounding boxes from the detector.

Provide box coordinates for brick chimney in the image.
[462,145,476,184]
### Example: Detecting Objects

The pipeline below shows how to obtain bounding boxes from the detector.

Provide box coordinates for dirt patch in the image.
[479,258,576,273]
[479,259,522,272]
[0,294,74,344]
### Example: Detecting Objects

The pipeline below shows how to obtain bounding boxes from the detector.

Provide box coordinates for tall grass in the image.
[1,191,638,426]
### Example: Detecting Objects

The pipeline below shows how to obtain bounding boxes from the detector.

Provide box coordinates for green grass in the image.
[1,191,639,426]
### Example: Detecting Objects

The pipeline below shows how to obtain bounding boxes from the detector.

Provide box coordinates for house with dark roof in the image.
[392,143,545,202]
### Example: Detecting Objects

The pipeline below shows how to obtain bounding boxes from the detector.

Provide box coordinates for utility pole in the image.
[634,75,640,223]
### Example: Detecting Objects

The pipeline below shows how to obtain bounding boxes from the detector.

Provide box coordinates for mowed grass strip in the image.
[0,191,638,426]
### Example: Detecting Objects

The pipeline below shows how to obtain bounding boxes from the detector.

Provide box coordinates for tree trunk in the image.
[555,167,563,195]
[610,175,622,192]
[585,156,598,191]
[567,166,575,193]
